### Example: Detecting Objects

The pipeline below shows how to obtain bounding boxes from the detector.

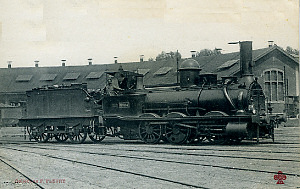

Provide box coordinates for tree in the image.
[148,57,154,61]
[285,46,299,55]
[155,51,181,61]
[196,48,221,57]
[213,48,222,55]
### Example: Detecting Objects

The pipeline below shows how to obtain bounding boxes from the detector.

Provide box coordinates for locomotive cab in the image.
[104,66,144,93]
[102,66,146,139]
[103,66,145,117]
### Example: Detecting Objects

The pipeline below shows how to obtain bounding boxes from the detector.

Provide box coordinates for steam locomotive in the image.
[19,41,276,144]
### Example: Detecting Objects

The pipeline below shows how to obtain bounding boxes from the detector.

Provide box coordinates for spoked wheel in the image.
[138,113,162,144]
[34,133,50,143]
[68,130,87,144]
[28,125,50,143]
[54,133,69,142]
[204,111,228,145]
[165,112,191,144]
[89,127,107,143]
[26,126,35,141]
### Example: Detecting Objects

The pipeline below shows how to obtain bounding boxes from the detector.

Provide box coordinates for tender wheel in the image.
[54,133,69,142]
[28,126,50,143]
[68,130,87,144]
[165,112,191,144]
[26,126,35,141]
[89,127,107,143]
[138,113,162,144]
[34,133,50,143]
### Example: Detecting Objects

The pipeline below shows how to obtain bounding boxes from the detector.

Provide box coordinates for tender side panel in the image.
[25,88,94,119]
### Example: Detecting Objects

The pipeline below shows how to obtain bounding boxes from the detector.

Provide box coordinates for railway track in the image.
[145,145,300,154]
[14,143,300,163]
[3,145,300,177]
[1,127,299,188]
[15,139,300,153]
[2,146,208,189]
[0,156,45,189]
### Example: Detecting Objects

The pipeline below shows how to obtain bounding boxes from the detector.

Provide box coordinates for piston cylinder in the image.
[225,122,248,137]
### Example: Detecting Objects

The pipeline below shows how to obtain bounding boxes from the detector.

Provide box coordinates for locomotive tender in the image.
[19,41,275,144]
[19,83,105,143]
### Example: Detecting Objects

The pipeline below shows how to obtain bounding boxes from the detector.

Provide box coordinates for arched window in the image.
[264,69,284,102]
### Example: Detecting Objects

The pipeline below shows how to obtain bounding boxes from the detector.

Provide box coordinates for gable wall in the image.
[253,49,299,115]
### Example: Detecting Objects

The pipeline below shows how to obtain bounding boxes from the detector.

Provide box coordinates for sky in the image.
[0,0,298,68]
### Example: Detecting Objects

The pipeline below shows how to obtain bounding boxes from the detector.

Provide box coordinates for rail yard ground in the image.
[0,126,299,189]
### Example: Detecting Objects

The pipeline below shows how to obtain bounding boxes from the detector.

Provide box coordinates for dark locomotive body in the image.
[19,41,278,144]
[102,71,270,144]
[19,84,105,143]
[102,41,273,144]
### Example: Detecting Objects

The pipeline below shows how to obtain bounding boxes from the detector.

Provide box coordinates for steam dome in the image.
[179,59,201,70]
[179,59,201,88]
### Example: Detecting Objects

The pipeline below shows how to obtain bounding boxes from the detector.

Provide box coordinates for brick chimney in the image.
[88,58,92,65]
[34,60,39,67]
[7,61,12,68]
[61,59,66,67]
[140,55,144,62]
[190,50,196,58]
[268,40,274,48]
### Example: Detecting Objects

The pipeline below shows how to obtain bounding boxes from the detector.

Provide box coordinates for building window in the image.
[264,69,284,102]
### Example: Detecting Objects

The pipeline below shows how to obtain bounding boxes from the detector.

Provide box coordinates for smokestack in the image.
[239,41,253,77]
[268,40,274,48]
[114,57,118,64]
[140,55,144,62]
[61,59,66,67]
[34,60,39,67]
[88,58,92,65]
[7,61,12,68]
[190,50,196,58]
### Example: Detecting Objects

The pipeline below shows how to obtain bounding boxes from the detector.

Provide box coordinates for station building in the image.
[0,44,299,126]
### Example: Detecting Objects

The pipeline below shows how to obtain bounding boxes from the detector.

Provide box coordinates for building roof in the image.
[194,45,298,79]
[217,59,239,70]
[0,45,298,93]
